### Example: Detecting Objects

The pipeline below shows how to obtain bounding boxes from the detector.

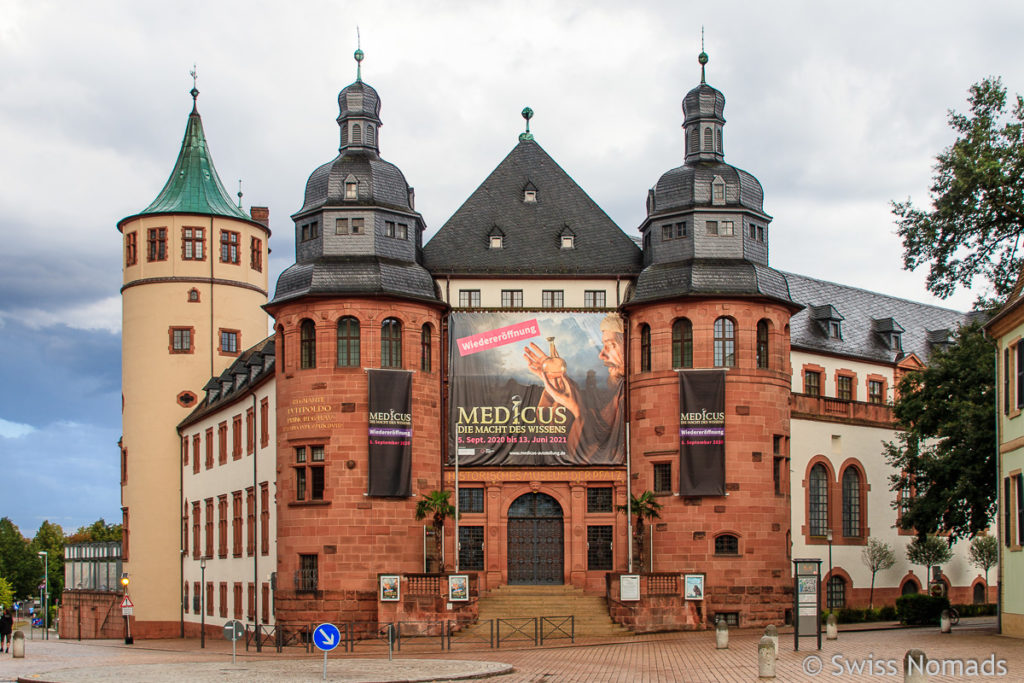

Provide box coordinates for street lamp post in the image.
[825,528,834,610]
[120,572,132,644]
[200,557,206,649]
[37,551,48,640]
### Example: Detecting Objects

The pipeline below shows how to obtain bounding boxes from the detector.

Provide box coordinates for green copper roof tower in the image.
[138,86,247,219]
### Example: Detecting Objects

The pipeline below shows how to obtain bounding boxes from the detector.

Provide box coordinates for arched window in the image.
[716,129,723,153]
[714,534,739,555]
[672,318,693,369]
[381,318,402,368]
[366,125,375,146]
[713,317,735,367]
[809,464,829,537]
[300,319,316,369]
[421,323,432,372]
[276,324,285,369]
[352,123,362,144]
[827,575,846,608]
[842,468,862,537]
[901,579,919,596]
[639,324,651,372]
[703,126,713,151]
[973,583,986,604]
[689,128,699,155]
[756,319,770,369]
[336,316,360,367]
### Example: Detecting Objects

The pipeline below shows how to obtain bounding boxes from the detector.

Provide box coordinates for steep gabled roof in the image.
[423,140,641,275]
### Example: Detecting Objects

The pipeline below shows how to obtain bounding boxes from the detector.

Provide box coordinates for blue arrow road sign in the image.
[313,622,341,652]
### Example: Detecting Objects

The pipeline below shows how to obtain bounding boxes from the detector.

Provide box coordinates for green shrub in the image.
[896,594,950,625]
[952,603,996,617]
[878,605,898,621]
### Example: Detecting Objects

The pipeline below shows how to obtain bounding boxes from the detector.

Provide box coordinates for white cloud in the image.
[0,297,121,333]
[0,417,35,438]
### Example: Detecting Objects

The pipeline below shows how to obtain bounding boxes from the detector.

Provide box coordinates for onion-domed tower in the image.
[266,50,445,624]
[624,51,800,627]
[117,85,270,637]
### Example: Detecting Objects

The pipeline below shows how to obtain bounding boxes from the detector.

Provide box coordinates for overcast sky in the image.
[2,0,1023,537]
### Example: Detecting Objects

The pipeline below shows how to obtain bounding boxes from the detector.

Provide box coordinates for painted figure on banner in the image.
[522,313,625,465]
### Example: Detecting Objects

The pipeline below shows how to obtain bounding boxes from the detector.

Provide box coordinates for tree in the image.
[30,521,65,599]
[861,538,896,609]
[64,518,123,545]
[414,491,456,573]
[894,77,1024,300]
[0,518,36,599]
[906,535,954,587]
[884,321,996,541]
[617,491,663,573]
[968,534,998,601]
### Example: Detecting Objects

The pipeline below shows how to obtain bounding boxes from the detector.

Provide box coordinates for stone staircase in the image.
[469,584,633,639]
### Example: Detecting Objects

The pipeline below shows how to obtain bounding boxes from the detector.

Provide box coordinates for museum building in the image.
[97,51,991,640]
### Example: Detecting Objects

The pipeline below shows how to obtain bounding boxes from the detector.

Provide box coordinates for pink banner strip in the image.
[456,319,540,356]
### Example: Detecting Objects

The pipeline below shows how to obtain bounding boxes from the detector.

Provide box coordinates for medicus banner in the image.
[449,312,625,467]
[367,369,413,496]
[678,370,726,495]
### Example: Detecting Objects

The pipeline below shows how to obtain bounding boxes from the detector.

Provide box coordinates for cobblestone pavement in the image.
[2,619,1021,682]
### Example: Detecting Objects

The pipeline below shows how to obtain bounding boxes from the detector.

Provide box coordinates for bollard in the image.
[758,635,776,679]
[939,609,950,633]
[763,624,778,656]
[715,617,729,649]
[826,613,838,640]
[12,630,25,658]
[904,649,928,683]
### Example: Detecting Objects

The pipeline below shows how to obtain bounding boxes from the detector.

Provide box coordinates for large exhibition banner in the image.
[678,370,726,496]
[449,312,625,467]
[367,369,413,497]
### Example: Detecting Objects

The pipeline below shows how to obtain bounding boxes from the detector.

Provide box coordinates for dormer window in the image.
[872,317,905,351]
[828,321,842,340]
[561,235,575,249]
[490,236,503,249]
[711,176,726,206]
[345,175,358,200]
[524,190,537,203]
[811,304,845,340]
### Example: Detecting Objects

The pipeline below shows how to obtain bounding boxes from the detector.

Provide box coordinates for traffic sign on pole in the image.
[223,619,244,642]
[313,623,341,681]
[120,596,134,609]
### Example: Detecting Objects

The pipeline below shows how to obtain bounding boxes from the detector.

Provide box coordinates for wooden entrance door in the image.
[507,493,564,584]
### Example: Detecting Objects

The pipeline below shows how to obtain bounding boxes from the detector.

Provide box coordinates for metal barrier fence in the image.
[246,615,574,652]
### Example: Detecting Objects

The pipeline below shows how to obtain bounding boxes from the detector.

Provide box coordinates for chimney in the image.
[250,206,270,228]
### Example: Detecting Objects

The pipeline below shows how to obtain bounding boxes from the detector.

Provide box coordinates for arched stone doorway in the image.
[507,492,564,585]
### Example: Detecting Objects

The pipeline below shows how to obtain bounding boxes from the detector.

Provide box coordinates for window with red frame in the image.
[182,227,205,260]
[232,491,243,557]
[125,231,137,266]
[220,230,240,264]
[147,227,167,261]
[251,236,262,272]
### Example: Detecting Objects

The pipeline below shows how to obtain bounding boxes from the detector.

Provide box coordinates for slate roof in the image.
[423,140,642,275]
[785,271,968,364]
[178,336,276,430]
[629,259,794,306]
[269,256,438,306]
[294,150,413,217]
[135,100,248,221]
[652,161,766,215]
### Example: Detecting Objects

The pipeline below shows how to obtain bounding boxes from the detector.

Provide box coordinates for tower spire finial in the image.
[698,28,709,84]
[519,107,534,141]
[237,179,243,209]
[189,63,199,111]
[354,27,364,82]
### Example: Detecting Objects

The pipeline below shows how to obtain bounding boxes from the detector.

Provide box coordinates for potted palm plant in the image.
[618,491,663,572]
[414,490,456,573]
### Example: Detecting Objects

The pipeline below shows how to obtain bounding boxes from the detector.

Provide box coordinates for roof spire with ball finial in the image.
[354,27,364,82]
[519,107,534,141]
[699,27,709,84]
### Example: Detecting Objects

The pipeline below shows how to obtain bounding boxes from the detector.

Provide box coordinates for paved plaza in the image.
[1,619,1021,682]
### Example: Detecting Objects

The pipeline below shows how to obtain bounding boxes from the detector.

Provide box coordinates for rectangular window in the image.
[246,407,255,455]
[220,329,239,355]
[675,222,687,238]
[232,415,242,459]
[170,327,193,353]
[1004,348,1011,415]
[459,289,481,307]
[246,487,255,556]
[250,237,262,272]
[837,375,853,401]
[1017,343,1024,410]
[868,380,884,404]
[219,582,228,618]
[206,582,214,616]
[220,230,240,264]
[804,370,821,397]
[490,235,504,249]
[260,397,270,448]
[294,446,325,501]
[458,526,485,571]
[501,290,523,308]
[335,218,349,234]
[182,227,205,260]
[298,554,318,592]
[586,487,613,513]
[260,482,270,555]
[193,435,201,474]
[396,223,408,240]
[542,290,564,308]
[125,231,137,266]
[719,220,734,236]
[147,227,167,261]
[584,290,606,308]
[192,502,201,559]
[232,491,243,557]
[351,218,363,234]
[183,582,189,613]
[218,422,227,465]
[296,467,306,501]
[234,583,243,619]
[706,220,718,235]
[218,495,228,558]
[661,224,673,241]
[458,488,485,513]
[1016,473,1024,546]
[262,583,270,623]
[247,582,255,621]
[587,525,613,571]
[385,221,395,237]
[205,427,214,469]
[653,463,672,493]
[205,498,214,558]
[300,221,319,241]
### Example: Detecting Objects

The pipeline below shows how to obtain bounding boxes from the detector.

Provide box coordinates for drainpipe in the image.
[622,311,633,574]
[253,392,259,635]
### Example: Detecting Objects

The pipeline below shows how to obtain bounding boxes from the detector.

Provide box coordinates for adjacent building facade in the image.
[98,51,992,639]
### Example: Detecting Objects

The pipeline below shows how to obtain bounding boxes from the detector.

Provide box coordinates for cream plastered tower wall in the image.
[117,93,270,636]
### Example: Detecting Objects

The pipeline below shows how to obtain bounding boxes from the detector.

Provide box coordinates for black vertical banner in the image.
[678,370,726,496]
[367,369,413,497]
